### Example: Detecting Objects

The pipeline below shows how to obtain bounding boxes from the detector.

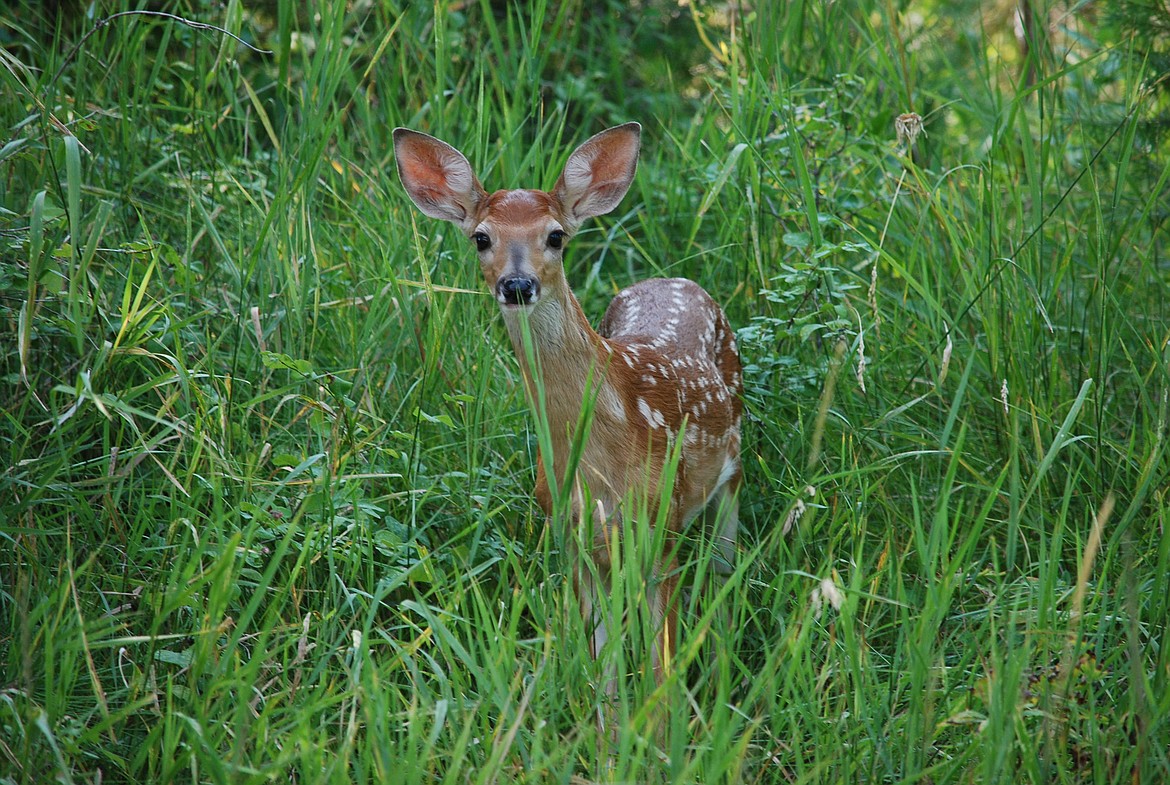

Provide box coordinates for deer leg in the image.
[576,559,620,744]
[709,484,740,576]
[649,561,680,684]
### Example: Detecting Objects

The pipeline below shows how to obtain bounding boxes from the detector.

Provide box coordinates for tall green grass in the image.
[2,0,1168,782]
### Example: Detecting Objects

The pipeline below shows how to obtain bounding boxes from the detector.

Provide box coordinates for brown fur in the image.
[394,123,742,689]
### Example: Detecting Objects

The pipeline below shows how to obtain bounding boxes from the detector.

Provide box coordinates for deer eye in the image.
[547,230,566,249]
[472,232,491,252]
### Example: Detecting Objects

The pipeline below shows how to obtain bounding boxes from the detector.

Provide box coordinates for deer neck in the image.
[500,287,615,464]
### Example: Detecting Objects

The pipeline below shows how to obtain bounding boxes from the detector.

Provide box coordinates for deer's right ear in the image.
[393,129,486,231]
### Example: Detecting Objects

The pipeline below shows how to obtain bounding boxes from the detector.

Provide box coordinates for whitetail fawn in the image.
[393,122,741,686]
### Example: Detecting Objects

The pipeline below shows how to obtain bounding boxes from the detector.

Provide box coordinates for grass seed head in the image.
[895,112,924,148]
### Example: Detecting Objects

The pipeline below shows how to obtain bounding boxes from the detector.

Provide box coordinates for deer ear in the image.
[553,122,640,230]
[393,129,486,231]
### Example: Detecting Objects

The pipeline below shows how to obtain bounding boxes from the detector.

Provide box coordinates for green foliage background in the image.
[2,0,1168,782]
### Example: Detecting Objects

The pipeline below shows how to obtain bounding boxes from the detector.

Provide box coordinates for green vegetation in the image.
[2,1,1168,782]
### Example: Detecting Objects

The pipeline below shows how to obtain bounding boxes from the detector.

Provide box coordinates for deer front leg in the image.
[575,555,619,742]
[534,456,553,517]
[649,558,680,685]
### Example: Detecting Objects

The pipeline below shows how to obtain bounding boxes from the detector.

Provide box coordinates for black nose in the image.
[496,275,540,306]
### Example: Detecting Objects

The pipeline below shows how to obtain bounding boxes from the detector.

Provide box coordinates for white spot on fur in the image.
[637,398,665,429]
[716,455,738,489]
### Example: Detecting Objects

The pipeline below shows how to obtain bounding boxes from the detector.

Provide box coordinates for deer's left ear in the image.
[393,128,487,232]
[553,122,640,230]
